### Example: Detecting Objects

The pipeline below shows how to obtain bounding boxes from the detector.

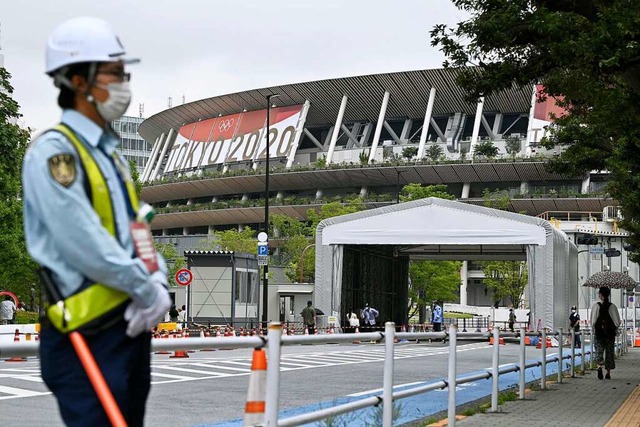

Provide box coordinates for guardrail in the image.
[0,325,611,427]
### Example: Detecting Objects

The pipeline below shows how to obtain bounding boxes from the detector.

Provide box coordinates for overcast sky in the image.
[2,0,465,132]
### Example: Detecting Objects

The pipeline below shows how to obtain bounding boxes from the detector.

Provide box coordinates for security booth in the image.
[184,250,260,328]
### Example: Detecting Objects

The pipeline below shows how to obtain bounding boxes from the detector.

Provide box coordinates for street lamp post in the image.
[396,170,405,203]
[263,94,280,323]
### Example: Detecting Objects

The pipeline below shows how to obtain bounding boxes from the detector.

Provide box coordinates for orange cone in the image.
[352,326,361,344]
[6,329,27,362]
[244,349,267,426]
[304,326,309,335]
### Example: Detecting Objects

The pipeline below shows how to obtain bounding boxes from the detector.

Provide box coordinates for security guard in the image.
[22,17,171,426]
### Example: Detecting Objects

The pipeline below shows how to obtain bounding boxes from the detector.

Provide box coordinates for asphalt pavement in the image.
[454,346,640,427]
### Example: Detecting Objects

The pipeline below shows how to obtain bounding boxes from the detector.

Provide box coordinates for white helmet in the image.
[45,17,138,74]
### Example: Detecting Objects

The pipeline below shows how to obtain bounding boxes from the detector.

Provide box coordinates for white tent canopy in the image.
[315,197,577,330]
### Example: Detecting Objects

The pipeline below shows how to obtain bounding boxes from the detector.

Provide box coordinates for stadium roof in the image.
[138,67,533,142]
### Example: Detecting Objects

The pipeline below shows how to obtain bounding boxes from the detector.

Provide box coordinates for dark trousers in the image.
[573,329,582,348]
[433,322,442,332]
[40,318,151,427]
[306,324,315,334]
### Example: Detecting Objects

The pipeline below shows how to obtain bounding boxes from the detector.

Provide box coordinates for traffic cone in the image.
[6,329,27,362]
[244,349,267,426]
[304,326,309,335]
[170,349,189,358]
[352,326,361,344]
[200,329,214,351]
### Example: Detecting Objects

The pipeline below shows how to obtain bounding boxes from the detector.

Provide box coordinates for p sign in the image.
[175,268,193,287]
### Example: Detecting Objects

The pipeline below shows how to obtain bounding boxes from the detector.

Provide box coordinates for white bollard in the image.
[382,322,395,427]
[570,329,575,378]
[491,327,499,412]
[541,329,547,390]
[448,324,457,426]
[519,327,526,399]
[558,328,563,384]
[264,322,282,427]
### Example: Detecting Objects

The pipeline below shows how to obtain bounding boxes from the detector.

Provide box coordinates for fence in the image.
[1,325,617,427]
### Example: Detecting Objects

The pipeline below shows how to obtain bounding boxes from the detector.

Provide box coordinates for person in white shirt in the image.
[1,296,16,325]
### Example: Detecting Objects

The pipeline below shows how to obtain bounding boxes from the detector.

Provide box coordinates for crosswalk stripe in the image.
[12,375,43,383]
[151,372,193,379]
[0,385,48,399]
[191,363,250,372]
[155,366,228,376]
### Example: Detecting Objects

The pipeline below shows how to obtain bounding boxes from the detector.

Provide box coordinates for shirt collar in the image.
[61,109,119,154]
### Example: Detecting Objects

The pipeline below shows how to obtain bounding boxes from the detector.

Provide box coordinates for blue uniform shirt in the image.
[23,110,165,307]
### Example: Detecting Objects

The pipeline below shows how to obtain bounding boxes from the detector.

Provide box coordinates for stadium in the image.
[135,67,635,328]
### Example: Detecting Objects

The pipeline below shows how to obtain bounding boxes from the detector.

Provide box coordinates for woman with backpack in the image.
[590,287,621,379]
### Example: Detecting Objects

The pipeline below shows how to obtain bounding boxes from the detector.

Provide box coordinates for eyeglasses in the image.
[96,70,131,82]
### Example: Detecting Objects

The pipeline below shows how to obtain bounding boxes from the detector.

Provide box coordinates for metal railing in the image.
[0,325,603,427]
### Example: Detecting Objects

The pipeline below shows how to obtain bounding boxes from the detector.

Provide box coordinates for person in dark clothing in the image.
[569,306,581,348]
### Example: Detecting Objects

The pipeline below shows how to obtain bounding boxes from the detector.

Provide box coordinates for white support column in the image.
[468,97,485,158]
[461,183,471,199]
[520,181,530,195]
[460,261,468,306]
[286,100,311,168]
[326,95,348,164]
[581,175,591,194]
[368,91,390,163]
[151,127,175,181]
[141,134,162,182]
[417,88,436,160]
[399,119,413,142]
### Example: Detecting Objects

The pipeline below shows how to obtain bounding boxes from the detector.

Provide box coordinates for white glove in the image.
[124,274,172,338]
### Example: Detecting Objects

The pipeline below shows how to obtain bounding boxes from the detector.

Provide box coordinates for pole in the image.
[262,94,279,323]
[448,324,458,426]
[519,327,526,399]
[541,329,547,390]
[491,327,499,412]
[382,322,395,427]
[557,328,563,383]
[570,329,575,377]
[264,322,282,427]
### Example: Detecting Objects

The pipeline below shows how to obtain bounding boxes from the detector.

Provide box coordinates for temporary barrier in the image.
[5,329,27,362]
[244,348,267,426]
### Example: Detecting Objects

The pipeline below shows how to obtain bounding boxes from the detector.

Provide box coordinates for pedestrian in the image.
[301,300,316,334]
[432,302,443,332]
[22,17,171,427]
[1,296,16,325]
[591,287,620,380]
[347,308,360,329]
[179,304,187,327]
[569,305,581,348]
[361,303,379,329]
[169,305,179,322]
[508,308,516,332]
[30,285,36,312]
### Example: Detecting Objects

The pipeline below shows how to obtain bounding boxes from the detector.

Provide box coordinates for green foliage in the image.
[425,144,444,161]
[0,67,39,295]
[408,260,462,318]
[314,156,326,168]
[401,146,418,160]
[504,136,522,158]
[306,200,364,229]
[481,261,528,307]
[474,140,499,158]
[14,311,39,324]
[482,188,511,211]
[154,242,185,286]
[400,184,455,202]
[128,159,143,197]
[359,150,369,164]
[431,0,640,261]
[204,226,257,254]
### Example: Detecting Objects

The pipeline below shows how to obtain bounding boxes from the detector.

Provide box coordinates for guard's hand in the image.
[125,276,171,338]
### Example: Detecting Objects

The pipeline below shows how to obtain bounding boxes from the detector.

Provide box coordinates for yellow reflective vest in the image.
[46,124,140,333]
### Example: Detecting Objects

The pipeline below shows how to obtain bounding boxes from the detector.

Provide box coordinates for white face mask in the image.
[94,81,132,122]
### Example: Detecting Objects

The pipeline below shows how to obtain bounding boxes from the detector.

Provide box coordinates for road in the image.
[0,339,549,426]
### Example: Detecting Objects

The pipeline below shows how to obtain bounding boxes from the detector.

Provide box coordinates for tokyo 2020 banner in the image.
[164,105,305,173]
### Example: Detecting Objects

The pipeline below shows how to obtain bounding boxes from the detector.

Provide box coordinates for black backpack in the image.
[594,302,617,340]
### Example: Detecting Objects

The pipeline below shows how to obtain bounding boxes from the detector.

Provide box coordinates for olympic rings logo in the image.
[219,118,234,132]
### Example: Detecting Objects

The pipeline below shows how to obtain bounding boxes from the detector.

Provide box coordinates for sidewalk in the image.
[455,347,640,427]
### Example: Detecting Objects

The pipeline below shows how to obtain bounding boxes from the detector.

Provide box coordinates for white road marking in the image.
[0,385,49,399]
[191,363,250,372]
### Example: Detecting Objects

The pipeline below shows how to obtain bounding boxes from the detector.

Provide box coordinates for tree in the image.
[128,159,142,197]
[401,146,418,160]
[431,0,640,260]
[473,140,499,158]
[481,261,528,308]
[408,260,462,321]
[399,183,455,202]
[203,227,257,254]
[154,241,186,286]
[0,67,39,299]
[424,144,444,161]
[482,188,511,211]
[504,136,522,159]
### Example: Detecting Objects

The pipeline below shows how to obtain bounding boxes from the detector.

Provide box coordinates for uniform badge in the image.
[48,154,76,187]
